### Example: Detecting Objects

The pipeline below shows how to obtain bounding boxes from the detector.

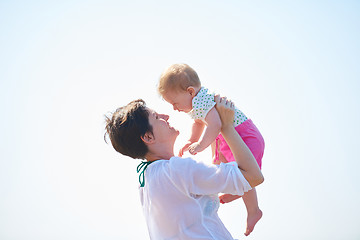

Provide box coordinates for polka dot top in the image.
[188,87,248,127]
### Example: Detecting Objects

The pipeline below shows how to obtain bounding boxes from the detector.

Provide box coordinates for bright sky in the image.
[1,1,360,239]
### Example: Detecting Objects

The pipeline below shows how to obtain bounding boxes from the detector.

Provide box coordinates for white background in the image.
[1,1,359,239]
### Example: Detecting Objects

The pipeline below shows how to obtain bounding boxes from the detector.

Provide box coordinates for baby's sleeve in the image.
[191,93,216,121]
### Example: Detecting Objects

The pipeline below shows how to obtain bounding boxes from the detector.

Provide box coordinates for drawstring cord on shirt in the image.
[137,161,154,187]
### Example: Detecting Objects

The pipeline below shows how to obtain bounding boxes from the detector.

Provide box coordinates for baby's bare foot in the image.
[244,209,262,236]
[219,194,241,204]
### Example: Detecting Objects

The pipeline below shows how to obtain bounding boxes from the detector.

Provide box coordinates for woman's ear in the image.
[187,86,196,97]
[141,132,155,144]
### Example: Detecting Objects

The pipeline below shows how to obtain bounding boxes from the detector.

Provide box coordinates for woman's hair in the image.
[104,99,152,159]
[158,63,201,95]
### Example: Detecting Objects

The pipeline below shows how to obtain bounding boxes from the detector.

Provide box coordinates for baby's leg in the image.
[218,121,264,236]
[211,141,218,164]
[242,188,262,236]
[219,194,241,204]
[212,138,229,165]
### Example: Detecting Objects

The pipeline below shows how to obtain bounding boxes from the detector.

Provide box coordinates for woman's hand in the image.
[214,95,235,130]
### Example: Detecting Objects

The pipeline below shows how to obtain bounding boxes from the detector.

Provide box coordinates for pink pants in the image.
[215,119,264,169]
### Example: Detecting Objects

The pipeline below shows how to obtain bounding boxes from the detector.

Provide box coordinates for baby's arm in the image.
[189,119,206,142]
[179,120,205,156]
[188,107,222,155]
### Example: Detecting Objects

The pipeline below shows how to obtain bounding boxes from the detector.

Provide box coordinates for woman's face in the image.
[147,108,179,144]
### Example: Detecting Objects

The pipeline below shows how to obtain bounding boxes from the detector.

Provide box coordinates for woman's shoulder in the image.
[169,157,215,172]
[150,157,196,169]
[168,156,200,169]
[169,156,196,165]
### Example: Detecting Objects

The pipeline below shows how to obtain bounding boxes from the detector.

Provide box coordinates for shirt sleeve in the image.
[190,93,216,121]
[168,157,252,196]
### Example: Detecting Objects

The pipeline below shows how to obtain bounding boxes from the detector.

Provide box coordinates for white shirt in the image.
[139,156,252,240]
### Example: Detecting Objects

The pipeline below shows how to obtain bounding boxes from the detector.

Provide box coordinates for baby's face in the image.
[162,89,193,113]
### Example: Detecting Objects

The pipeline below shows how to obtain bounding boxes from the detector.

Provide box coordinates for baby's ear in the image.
[141,132,155,144]
[187,86,196,96]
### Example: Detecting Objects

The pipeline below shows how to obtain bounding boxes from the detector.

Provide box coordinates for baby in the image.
[158,63,265,236]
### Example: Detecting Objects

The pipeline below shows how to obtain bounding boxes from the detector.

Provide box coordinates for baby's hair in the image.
[158,63,201,95]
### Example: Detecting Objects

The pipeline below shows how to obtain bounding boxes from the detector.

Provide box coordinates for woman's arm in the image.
[215,96,264,187]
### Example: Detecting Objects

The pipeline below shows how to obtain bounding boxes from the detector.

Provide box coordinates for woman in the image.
[104,96,264,239]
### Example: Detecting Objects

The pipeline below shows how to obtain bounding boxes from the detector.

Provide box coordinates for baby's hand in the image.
[178,141,193,157]
[188,142,203,155]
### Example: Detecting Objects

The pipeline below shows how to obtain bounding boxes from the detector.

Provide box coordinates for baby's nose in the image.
[159,114,169,121]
